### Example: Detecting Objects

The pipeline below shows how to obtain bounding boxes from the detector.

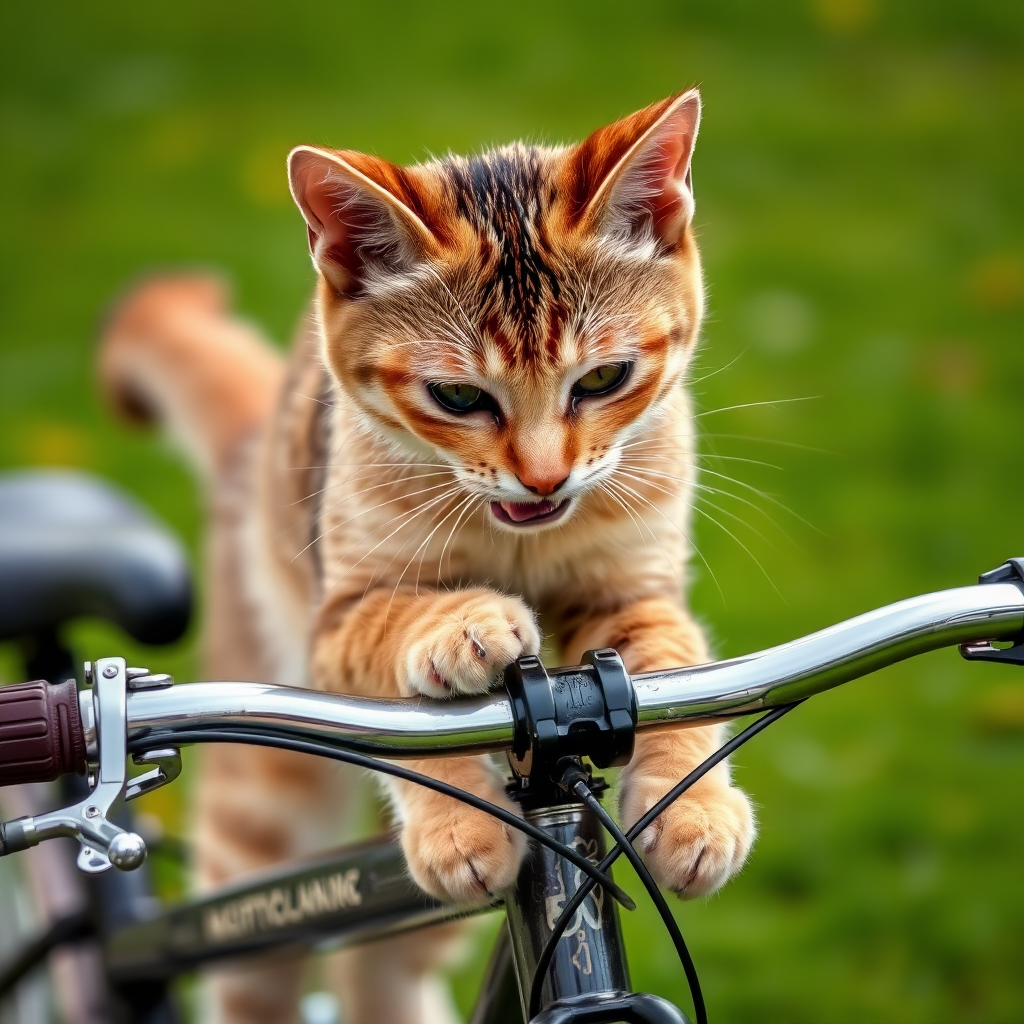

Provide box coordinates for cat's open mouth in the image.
[490,498,570,528]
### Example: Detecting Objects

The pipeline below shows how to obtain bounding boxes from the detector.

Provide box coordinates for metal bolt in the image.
[85,805,100,818]
[102,665,117,679]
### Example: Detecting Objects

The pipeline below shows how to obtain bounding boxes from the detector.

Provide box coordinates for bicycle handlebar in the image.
[3,577,1024,789]
[2,571,1023,868]
[116,579,1024,758]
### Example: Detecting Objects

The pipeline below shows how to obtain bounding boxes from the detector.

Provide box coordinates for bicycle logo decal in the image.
[202,868,362,943]
[545,836,605,939]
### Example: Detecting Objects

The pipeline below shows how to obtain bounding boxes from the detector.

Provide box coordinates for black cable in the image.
[129,728,636,911]
[528,703,801,1020]
[570,777,706,1024]
[630,703,802,844]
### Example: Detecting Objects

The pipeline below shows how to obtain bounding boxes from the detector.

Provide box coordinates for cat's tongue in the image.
[498,499,557,522]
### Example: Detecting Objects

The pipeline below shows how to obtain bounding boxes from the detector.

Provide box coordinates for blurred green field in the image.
[2,1,1024,1020]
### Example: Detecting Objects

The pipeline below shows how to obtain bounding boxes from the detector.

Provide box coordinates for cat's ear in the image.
[563,89,701,248]
[288,146,438,297]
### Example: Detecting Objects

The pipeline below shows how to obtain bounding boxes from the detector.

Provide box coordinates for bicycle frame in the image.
[104,834,470,978]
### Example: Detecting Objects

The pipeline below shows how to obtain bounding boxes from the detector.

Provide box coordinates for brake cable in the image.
[527,702,803,1024]
[564,765,707,1024]
[128,728,635,910]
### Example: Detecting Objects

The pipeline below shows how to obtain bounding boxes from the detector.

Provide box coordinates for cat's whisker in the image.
[437,494,481,589]
[320,488,462,602]
[696,467,821,533]
[289,480,454,558]
[303,469,452,509]
[360,489,461,602]
[604,481,684,590]
[689,502,785,603]
[368,494,470,618]
[412,492,480,596]
[292,480,456,562]
[605,480,684,590]
[620,452,778,595]
[617,432,697,452]
[619,461,794,540]
[701,433,839,455]
[615,468,776,549]
[600,481,651,558]
[283,461,455,472]
[684,348,748,387]
[292,391,334,409]
[379,491,477,626]
[696,495,777,550]
[621,450,808,530]
[289,470,453,508]
[695,396,820,418]
[625,451,783,472]
[607,477,719,599]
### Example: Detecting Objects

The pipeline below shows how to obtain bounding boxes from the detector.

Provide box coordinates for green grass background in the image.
[2,0,1024,1020]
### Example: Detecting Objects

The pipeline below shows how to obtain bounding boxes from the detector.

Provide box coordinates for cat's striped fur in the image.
[101,90,754,1024]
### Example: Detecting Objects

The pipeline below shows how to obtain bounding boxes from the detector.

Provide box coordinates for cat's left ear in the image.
[563,89,701,248]
[287,146,440,297]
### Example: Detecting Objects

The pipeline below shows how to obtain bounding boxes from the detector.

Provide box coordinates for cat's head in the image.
[288,91,703,531]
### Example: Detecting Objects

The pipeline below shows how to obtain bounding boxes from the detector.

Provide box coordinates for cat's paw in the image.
[404,592,540,698]
[401,798,526,903]
[621,776,755,898]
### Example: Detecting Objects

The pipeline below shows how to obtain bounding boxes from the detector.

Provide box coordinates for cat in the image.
[100,88,754,1024]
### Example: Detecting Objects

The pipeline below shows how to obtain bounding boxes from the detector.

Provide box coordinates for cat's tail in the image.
[98,273,284,481]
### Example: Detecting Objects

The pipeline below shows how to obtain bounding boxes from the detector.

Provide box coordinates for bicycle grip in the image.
[0,679,87,787]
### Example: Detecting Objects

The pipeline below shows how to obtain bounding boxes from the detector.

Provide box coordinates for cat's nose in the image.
[516,471,570,497]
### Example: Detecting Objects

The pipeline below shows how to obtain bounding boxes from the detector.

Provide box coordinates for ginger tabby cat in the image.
[101,89,754,1024]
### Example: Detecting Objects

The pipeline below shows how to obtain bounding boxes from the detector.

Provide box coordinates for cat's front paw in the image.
[404,592,540,698]
[621,776,755,898]
[401,797,526,903]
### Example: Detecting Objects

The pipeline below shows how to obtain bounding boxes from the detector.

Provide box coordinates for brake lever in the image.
[8,658,148,873]
[126,747,182,801]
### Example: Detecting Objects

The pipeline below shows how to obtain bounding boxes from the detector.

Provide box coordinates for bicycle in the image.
[1,470,1023,1023]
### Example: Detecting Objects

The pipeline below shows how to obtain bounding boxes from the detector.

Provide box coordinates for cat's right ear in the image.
[288,146,438,297]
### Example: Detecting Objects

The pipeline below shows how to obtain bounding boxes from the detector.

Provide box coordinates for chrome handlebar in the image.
[4,575,1023,874]
[122,580,1024,758]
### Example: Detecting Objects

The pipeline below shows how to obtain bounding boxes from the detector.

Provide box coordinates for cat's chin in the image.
[489,498,571,530]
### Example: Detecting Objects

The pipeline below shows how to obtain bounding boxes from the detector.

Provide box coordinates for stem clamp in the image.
[504,648,637,786]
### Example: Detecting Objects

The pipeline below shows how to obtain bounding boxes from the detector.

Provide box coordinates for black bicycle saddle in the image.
[0,470,192,644]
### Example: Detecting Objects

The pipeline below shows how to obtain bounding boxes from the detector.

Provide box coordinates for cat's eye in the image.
[572,362,631,398]
[428,382,496,417]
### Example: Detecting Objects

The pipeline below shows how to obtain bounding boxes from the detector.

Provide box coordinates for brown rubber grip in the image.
[0,679,87,786]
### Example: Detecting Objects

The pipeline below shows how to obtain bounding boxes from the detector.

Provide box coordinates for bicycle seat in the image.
[0,470,192,644]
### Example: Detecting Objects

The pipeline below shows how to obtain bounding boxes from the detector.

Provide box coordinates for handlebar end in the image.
[0,817,35,856]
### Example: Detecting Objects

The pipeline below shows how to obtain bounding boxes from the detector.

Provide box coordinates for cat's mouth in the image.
[490,498,570,528]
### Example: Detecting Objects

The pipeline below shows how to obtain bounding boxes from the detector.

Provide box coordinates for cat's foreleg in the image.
[311,586,541,902]
[563,597,755,898]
